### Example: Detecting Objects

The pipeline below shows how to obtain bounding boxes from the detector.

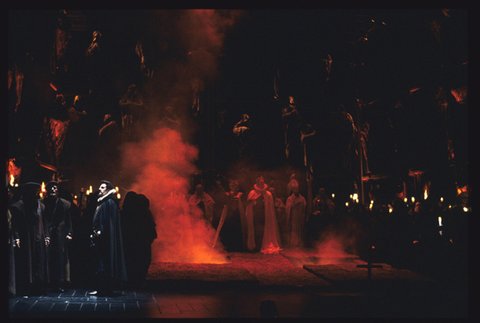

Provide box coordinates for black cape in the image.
[41,197,72,284]
[10,199,50,289]
[92,194,127,282]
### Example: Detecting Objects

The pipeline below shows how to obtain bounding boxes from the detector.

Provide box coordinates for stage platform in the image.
[145,251,435,292]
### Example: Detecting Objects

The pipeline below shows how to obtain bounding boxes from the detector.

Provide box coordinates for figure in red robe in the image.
[245,176,281,254]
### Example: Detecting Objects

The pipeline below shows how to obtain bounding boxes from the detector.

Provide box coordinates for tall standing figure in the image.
[285,181,307,248]
[41,181,73,292]
[10,182,50,295]
[89,180,127,296]
[245,176,281,254]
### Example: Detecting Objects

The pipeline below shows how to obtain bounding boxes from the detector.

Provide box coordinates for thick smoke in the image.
[119,10,244,263]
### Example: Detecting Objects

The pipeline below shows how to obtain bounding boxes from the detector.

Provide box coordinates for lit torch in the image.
[40,182,46,198]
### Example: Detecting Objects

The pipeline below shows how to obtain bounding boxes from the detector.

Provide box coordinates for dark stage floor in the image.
[8,251,468,318]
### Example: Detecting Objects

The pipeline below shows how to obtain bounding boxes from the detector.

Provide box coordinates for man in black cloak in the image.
[89,180,127,296]
[10,182,50,296]
[41,181,73,292]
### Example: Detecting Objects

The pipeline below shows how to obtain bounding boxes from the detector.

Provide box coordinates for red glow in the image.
[50,83,57,91]
[121,127,228,264]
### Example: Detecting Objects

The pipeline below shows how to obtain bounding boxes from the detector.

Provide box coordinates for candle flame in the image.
[438,216,442,226]
[353,193,358,201]
[404,197,408,203]
[41,182,46,193]
[345,202,349,207]
[115,186,119,192]
[440,197,444,202]
[411,196,415,203]
[463,207,468,212]
[331,193,335,199]
[424,189,428,200]
[10,175,15,186]
[117,193,121,199]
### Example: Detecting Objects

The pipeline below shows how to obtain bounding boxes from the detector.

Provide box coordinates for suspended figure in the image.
[282,96,302,165]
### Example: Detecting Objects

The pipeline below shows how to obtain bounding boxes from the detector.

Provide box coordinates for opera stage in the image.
[146,250,435,291]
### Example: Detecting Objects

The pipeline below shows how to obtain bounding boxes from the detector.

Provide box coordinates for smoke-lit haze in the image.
[119,10,244,263]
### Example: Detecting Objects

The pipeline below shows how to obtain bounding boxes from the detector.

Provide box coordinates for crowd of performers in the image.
[8,180,156,297]
[8,173,468,298]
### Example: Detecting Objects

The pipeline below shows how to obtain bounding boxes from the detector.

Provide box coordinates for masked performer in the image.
[11,182,50,295]
[89,180,127,296]
[41,181,72,292]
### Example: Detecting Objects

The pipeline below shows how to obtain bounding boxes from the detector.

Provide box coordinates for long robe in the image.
[10,199,50,292]
[245,184,281,253]
[218,191,245,252]
[41,197,72,284]
[286,193,307,248]
[92,191,127,282]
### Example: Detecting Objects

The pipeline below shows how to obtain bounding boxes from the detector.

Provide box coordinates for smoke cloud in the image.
[119,10,244,263]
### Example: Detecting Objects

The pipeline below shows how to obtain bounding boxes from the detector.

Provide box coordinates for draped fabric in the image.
[11,200,50,290]
[286,193,307,248]
[245,184,281,253]
[41,197,72,284]
[92,191,127,282]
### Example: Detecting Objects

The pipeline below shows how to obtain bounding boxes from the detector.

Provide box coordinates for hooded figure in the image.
[245,177,281,253]
[41,181,72,291]
[89,180,127,295]
[285,181,307,248]
[10,182,50,295]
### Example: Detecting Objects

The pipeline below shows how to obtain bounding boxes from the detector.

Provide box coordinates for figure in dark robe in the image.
[8,207,16,297]
[282,96,302,164]
[245,176,281,253]
[233,114,253,158]
[10,182,50,296]
[306,188,335,247]
[41,181,73,292]
[215,179,245,252]
[120,191,140,288]
[89,180,127,296]
[301,123,316,175]
[137,194,157,286]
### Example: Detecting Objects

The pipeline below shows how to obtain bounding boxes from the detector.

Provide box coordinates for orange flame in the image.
[10,175,15,186]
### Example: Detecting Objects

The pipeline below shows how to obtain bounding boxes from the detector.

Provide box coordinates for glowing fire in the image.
[424,189,428,200]
[10,175,15,186]
[40,182,46,198]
